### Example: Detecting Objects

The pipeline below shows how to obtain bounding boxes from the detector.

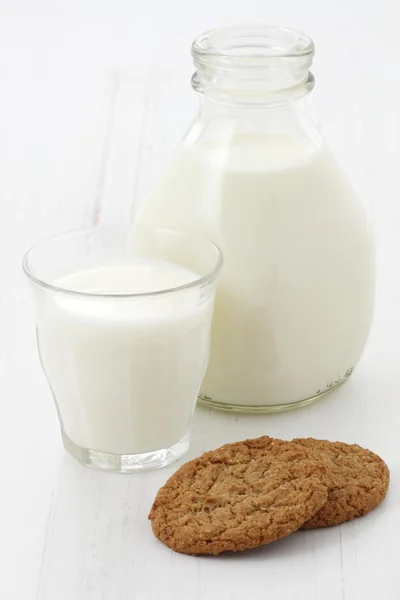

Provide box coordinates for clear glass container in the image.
[135,26,375,412]
[23,226,222,471]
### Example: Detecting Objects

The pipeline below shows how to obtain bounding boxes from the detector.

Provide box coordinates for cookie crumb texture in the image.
[294,438,390,529]
[149,437,329,555]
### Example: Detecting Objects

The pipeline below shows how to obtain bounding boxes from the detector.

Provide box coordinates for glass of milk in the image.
[23,226,222,472]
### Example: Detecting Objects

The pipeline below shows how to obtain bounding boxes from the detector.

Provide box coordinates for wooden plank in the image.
[0,68,117,599]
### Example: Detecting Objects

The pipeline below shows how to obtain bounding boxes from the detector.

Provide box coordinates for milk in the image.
[36,261,213,454]
[136,134,374,407]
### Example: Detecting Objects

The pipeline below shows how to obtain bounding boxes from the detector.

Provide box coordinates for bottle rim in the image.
[192,25,314,66]
[191,25,315,105]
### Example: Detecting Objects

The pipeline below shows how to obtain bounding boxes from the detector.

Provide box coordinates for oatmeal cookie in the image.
[293,438,390,529]
[149,436,329,555]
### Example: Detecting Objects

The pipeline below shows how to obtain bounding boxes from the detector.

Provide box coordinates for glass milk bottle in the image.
[135,25,375,412]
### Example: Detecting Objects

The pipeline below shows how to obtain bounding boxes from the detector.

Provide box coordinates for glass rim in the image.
[192,25,314,62]
[22,225,223,300]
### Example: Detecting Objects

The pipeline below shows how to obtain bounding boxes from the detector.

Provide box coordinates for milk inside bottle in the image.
[135,26,375,411]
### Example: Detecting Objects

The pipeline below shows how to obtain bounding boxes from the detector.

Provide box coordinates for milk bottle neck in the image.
[191,25,315,108]
[185,95,322,149]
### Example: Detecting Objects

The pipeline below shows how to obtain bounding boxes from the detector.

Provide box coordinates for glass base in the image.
[198,377,349,414]
[62,431,190,473]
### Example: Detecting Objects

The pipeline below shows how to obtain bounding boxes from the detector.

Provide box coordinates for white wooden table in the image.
[1,2,399,598]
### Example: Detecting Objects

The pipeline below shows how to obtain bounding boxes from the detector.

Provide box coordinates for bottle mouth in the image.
[192,25,314,65]
[191,25,315,104]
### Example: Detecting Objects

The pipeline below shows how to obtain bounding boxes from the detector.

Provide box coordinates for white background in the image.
[1,1,399,598]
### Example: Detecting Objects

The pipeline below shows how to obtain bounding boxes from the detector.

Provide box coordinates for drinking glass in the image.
[23,226,222,472]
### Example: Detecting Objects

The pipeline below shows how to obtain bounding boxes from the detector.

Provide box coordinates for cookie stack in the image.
[149,436,389,555]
